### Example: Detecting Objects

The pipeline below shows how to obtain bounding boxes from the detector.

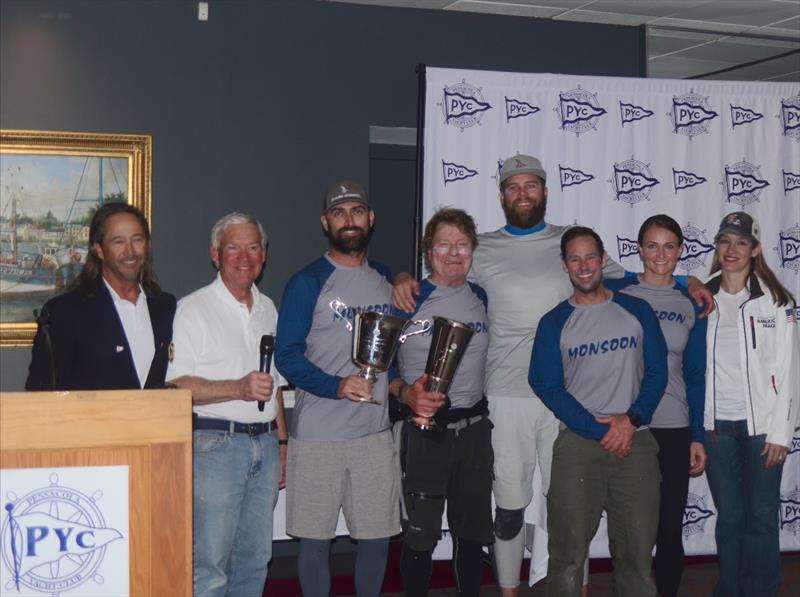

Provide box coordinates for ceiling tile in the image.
[552,9,652,25]
[445,0,564,18]
[666,0,800,28]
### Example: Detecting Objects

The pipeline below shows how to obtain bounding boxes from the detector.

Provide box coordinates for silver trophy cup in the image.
[330,299,430,404]
[425,316,475,395]
[416,316,475,430]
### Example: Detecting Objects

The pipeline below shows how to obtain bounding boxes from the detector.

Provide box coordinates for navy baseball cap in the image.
[715,211,760,243]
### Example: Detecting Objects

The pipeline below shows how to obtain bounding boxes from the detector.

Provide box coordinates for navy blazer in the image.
[26,283,177,391]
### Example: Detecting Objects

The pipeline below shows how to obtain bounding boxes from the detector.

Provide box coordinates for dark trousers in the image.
[399,417,494,596]
[650,427,691,597]
[704,420,783,597]
[546,429,660,597]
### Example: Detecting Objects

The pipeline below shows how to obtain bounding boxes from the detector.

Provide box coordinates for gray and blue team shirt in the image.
[470,223,625,400]
[276,254,393,442]
[395,279,489,410]
[607,276,707,442]
[529,291,668,441]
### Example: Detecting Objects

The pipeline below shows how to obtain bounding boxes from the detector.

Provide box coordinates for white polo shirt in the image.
[167,274,283,423]
[104,278,154,389]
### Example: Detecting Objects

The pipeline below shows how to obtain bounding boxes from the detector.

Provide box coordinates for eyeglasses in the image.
[432,242,473,256]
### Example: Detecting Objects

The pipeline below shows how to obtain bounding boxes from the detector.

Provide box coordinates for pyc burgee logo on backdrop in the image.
[683,492,715,538]
[780,488,800,535]
[440,80,491,131]
[1,470,127,596]
[680,224,714,273]
[730,104,763,129]
[722,160,770,206]
[505,97,539,122]
[780,94,800,142]
[784,170,800,194]
[559,165,594,190]
[616,236,639,260]
[673,169,707,193]
[669,91,718,139]
[619,101,654,127]
[609,157,659,205]
[442,160,478,185]
[778,224,800,274]
[555,87,606,136]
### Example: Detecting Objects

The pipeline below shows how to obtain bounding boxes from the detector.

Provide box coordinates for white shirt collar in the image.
[210,273,262,313]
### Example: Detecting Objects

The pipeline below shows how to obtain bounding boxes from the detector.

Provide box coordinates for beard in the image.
[502,197,547,229]
[327,226,372,254]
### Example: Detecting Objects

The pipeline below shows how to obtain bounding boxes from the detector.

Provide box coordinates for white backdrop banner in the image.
[422,66,800,298]
[420,66,800,567]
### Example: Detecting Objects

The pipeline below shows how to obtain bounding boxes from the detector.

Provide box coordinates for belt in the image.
[446,413,487,432]
[193,416,277,437]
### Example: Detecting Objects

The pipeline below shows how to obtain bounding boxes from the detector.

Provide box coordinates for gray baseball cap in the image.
[499,154,547,185]
[324,180,369,212]
[715,211,760,242]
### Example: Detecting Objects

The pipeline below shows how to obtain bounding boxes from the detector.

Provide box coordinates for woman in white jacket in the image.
[704,212,799,597]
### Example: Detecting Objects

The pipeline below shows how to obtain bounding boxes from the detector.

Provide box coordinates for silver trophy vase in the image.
[412,316,475,431]
[330,299,430,405]
[424,316,475,396]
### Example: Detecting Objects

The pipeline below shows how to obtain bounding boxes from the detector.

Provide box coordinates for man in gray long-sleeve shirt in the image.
[276,180,399,597]
[530,227,668,597]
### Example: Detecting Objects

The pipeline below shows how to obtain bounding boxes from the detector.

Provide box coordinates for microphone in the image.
[258,334,275,411]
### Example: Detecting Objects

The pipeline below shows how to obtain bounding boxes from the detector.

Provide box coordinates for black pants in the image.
[650,427,691,597]
[399,417,493,596]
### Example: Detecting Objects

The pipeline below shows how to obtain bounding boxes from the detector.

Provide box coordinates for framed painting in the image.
[0,130,152,346]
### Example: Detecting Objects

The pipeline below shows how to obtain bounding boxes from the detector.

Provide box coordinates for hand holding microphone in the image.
[258,334,275,411]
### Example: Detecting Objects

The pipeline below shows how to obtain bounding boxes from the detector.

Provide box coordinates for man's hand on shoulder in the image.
[392,272,419,314]
[596,414,635,459]
[238,371,273,402]
[687,276,714,318]
[338,375,374,402]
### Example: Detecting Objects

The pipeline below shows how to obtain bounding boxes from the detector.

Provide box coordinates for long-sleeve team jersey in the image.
[529,290,668,441]
[606,276,707,442]
[276,254,394,442]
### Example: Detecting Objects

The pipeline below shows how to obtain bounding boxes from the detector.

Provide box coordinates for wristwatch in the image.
[626,409,642,428]
[397,383,409,404]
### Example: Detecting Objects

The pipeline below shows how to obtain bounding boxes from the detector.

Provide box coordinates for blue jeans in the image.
[193,429,280,597]
[704,420,784,597]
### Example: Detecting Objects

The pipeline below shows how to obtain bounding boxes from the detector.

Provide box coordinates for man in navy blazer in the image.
[26,203,176,391]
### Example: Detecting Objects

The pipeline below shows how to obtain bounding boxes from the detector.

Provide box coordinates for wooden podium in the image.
[0,389,193,596]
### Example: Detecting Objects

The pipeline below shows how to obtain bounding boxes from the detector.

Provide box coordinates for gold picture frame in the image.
[0,130,152,346]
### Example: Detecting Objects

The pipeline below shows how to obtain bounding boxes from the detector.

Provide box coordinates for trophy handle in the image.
[399,318,431,343]
[329,298,353,332]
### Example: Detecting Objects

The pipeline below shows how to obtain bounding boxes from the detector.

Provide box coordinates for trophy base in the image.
[409,416,446,432]
[357,397,383,406]
[357,366,381,384]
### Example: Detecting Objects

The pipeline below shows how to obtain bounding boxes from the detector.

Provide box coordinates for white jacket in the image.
[704,273,800,447]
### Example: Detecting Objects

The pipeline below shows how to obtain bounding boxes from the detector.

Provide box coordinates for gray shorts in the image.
[286,429,401,540]
[489,395,559,510]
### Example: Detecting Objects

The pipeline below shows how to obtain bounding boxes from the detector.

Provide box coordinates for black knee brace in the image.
[493,506,524,541]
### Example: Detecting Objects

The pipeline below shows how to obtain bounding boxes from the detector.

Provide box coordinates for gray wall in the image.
[0,0,644,390]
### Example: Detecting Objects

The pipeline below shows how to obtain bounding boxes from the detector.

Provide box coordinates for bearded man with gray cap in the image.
[276,180,399,597]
